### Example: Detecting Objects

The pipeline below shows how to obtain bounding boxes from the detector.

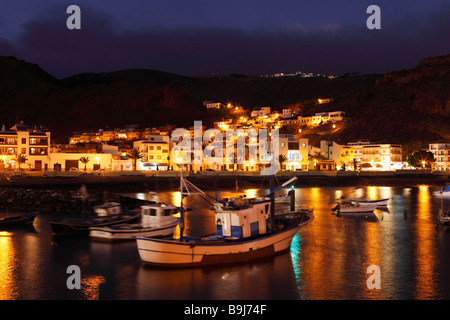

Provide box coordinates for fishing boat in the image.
[136,171,314,268]
[50,202,141,236]
[350,198,390,207]
[0,211,39,228]
[89,203,179,242]
[433,185,450,197]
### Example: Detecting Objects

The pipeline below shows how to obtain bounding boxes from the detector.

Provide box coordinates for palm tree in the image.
[227,152,237,171]
[79,156,90,171]
[14,154,27,171]
[311,151,327,160]
[278,154,287,171]
[127,148,143,171]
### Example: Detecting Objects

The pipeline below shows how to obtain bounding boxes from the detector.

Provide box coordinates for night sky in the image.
[0,0,449,78]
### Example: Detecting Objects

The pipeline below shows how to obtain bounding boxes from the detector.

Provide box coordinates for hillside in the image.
[0,54,449,152]
[329,54,450,154]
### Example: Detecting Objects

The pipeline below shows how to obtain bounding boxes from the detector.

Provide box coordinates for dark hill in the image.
[329,54,450,154]
[61,68,192,87]
[0,54,449,153]
[0,57,202,141]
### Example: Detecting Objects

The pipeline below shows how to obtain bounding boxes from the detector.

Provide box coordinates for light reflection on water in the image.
[1,185,450,299]
[0,231,18,300]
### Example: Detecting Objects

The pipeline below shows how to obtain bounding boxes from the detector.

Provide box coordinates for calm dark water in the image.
[2,185,450,300]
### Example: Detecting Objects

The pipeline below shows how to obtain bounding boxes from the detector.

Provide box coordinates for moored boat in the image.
[50,202,140,236]
[0,211,39,228]
[433,185,450,197]
[89,203,179,242]
[136,172,314,268]
[350,198,390,207]
[265,194,290,203]
[333,202,377,215]
[437,208,450,227]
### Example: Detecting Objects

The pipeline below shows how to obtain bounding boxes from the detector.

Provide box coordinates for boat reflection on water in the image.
[135,249,299,300]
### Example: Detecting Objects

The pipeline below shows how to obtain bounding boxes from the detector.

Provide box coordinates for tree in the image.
[406,150,435,168]
[227,152,237,171]
[311,151,327,160]
[79,156,90,171]
[14,154,27,171]
[127,148,143,171]
[278,154,287,171]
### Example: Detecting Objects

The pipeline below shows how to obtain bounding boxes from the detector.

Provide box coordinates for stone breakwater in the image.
[0,187,151,214]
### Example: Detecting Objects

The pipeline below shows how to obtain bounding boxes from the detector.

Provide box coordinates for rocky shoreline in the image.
[0,187,152,214]
[0,172,448,214]
[0,171,449,192]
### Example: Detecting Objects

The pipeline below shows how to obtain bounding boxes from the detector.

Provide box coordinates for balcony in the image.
[0,137,17,145]
[29,138,49,146]
[29,147,48,156]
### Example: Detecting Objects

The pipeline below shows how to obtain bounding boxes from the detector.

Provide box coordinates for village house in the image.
[278,135,308,171]
[350,141,403,171]
[134,135,171,171]
[320,140,354,171]
[298,111,345,126]
[429,143,450,170]
[0,122,51,171]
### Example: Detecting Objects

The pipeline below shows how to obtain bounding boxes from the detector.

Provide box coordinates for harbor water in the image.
[2,185,450,300]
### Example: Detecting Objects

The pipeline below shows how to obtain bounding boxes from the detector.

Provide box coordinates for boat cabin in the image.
[212,198,271,239]
[94,202,122,216]
[141,203,178,227]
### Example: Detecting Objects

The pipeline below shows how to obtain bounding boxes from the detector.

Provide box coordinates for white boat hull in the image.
[337,204,377,214]
[90,221,178,242]
[350,198,389,206]
[137,216,313,267]
[434,191,450,197]
[438,209,450,226]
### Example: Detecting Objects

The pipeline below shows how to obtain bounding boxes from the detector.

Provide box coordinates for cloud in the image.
[5,3,450,78]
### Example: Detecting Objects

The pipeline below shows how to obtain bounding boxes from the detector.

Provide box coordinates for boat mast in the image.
[179,165,185,241]
[269,174,275,233]
[268,176,298,232]
[177,163,205,240]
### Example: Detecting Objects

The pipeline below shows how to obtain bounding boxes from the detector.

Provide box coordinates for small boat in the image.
[437,208,450,227]
[436,194,450,228]
[0,211,39,228]
[433,185,450,197]
[350,198,390,207]
[89,203,179,242]
[50,202,141,236]
[137,172,314,268]
[275,194,290,203]
[263,194,290,203]
[333,202,377,215]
